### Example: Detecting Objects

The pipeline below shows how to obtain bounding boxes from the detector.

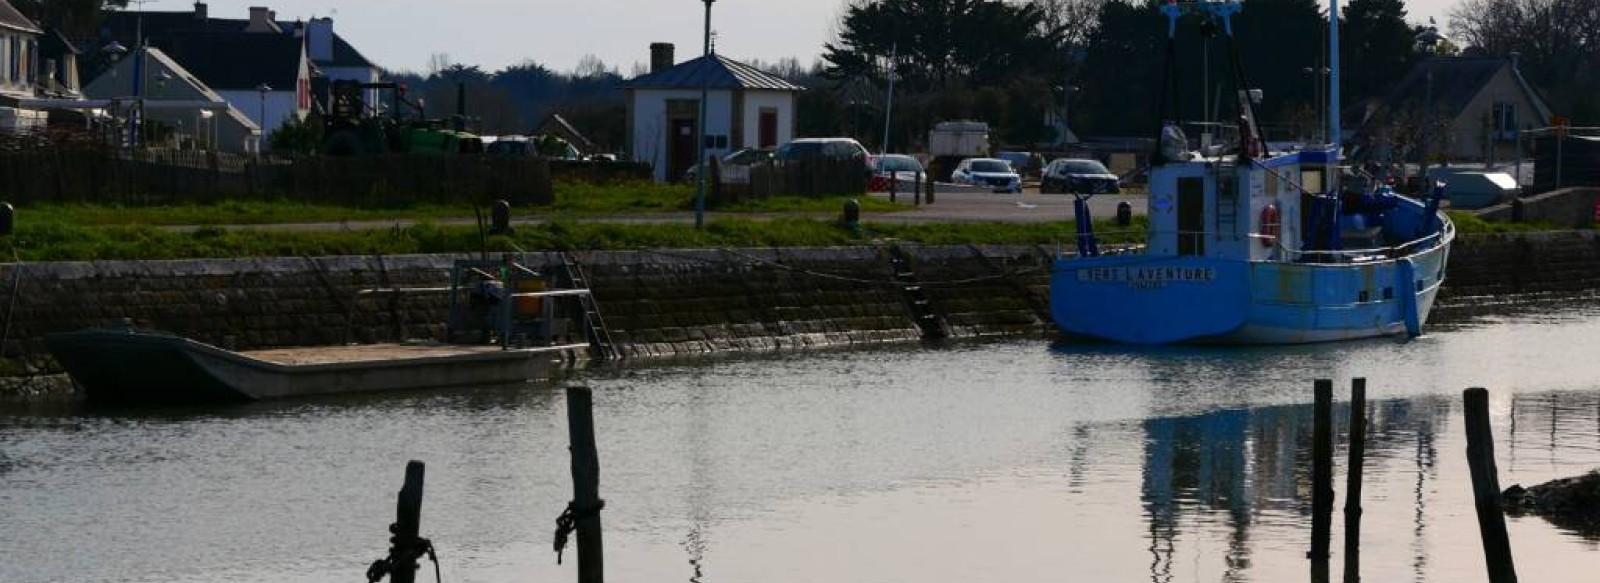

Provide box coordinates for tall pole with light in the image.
[256,82,271,156]
[693,0,716,230]
[1415,21,1442,190]
[1328,0,1341,150]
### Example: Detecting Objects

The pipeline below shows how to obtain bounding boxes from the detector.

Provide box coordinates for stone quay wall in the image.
[0,233,1597,394]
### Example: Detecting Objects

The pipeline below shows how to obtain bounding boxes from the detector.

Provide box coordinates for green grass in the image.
[12,181,907,226]
[0,217,1120,261]
[1447,211,1575,233]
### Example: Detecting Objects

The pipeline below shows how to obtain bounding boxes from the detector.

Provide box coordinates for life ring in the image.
[1260,204,1280,247]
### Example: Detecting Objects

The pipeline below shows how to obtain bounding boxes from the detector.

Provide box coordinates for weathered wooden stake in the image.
[1310,379,1335,561]
[1464,387,1518,583]
[391,460,426,583]
[567,386,605,583]
[1343,378,1367,583]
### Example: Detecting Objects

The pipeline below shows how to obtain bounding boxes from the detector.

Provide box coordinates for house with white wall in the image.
[622,43,801,182]
[92,4,374,149]
[0,0,44,131]
[82,46,261,153]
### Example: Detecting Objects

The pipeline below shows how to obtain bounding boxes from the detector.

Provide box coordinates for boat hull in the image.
[47,328,586,405]
[1049,239,1452,345]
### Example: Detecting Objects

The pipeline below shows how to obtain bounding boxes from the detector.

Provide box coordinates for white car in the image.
[952,158,1022,193]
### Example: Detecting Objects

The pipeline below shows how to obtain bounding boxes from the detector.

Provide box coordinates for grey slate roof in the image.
[1376,56,1552,124]
[0,0,41,34]
[97,11,376,69]
[157,33,303,91]
[621,54,803,91]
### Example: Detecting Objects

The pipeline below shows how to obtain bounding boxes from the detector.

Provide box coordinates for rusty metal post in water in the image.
[1343,378,1367,583]
[1464,387,1518,583]
[1310,379,1334,562]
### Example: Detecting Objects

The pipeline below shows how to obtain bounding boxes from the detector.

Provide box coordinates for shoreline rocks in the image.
[1503,471,1600,535]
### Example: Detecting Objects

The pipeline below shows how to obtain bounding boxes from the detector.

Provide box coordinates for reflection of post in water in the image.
[1141,408,1253,582]
[681,379,714,583]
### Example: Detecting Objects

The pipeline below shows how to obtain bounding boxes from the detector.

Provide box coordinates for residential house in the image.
[37,28,79,98]
[82,46,261,153]
[622,43,801,182]
[156,31,310,138]
[92,4,379,142]
[0,0,44,131]
[1350,55,1552,163]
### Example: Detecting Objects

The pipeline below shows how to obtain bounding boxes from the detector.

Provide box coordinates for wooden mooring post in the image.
[366,460,431,583]
[1307,378,1339,583]
[1463,387,1518,583]
[1343,378,1367,583]
[557,386,605,583]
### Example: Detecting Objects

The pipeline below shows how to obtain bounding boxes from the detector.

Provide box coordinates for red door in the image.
[758,110,778,148]
[669,118,698,182]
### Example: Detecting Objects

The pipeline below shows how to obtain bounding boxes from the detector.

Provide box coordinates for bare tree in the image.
[573,55,614,79]
[1030,0,1108,49]
[1450,0,1600,119]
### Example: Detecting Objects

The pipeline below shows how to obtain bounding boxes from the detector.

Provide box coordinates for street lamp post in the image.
[693,0,716,230]
[1415,23,1442,191]
[256,83,271,156]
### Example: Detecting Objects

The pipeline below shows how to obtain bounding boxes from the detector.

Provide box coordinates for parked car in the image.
[683,147,775,184]
[952,158,1023,193]
[775,137,870,165]
[996,151,1046,178]
[868,154,925,192]
[1041,158,1121,194]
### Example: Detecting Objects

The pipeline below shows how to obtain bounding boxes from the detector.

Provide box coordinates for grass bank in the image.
[0,217,1136,261]
[13,181,901,227]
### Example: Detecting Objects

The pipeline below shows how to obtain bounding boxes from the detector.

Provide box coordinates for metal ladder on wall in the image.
[889,246,950,340]
[554,252,619,360]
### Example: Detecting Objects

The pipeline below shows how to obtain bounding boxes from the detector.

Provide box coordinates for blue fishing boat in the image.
[1049,0,1454,344]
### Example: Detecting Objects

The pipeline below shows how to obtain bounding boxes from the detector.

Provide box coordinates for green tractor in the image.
[321,80,483,156]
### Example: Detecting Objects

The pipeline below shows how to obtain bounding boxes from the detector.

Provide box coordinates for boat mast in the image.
[1329,0,1341,151]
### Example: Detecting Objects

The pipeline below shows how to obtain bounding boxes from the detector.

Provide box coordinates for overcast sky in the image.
[138,0,1466,75]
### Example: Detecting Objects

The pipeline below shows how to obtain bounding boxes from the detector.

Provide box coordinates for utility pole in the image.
[693,0,717,230]
[881,42,897,155]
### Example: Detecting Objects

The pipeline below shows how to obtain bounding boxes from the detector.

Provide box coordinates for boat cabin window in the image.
[1266,171,1281,196]
[1301,168,1326,194]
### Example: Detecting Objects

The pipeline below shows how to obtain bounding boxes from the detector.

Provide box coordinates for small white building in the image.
[622,43,802,182]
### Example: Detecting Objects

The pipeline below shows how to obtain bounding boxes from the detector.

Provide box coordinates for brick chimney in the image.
[193,2,207,21]
[650,43,675,74]
[306,18,334,63]
[245,6,281,33]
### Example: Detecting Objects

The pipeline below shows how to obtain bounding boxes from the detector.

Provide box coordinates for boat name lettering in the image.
[1077,267,1217,285]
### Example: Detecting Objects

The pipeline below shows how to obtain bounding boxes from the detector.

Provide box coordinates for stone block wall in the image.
[1442,231,1600,299]
[0,256,470,369]
[1475,188,1600,227]
[2,234,1598,388]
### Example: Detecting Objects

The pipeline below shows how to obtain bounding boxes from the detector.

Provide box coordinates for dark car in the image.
[1041,158,1121,194]
[774,138,870,165]
[997,151,1046,179]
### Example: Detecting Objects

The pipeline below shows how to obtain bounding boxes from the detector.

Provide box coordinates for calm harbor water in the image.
[4,300,1600,583]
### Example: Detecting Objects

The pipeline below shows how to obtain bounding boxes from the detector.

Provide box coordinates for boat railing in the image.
[1273,228,1452,264]
[1058,224,1453,264]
